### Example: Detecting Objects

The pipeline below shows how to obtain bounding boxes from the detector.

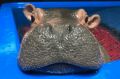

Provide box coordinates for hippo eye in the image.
[31,15,35,23]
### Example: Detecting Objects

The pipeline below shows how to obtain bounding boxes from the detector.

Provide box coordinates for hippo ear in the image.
[76,9,88,25]
[87,14,101,28]
[23,4,44,24]
[23,4,35,21]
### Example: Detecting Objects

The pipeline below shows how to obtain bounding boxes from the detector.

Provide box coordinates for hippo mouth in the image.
[22,62,99,74]
[38,63,83,74]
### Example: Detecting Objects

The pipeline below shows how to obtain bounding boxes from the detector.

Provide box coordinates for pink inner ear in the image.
[25,4,35,12]
[25,5,34,12]
[87,15,100,29]
[88,22,99,29]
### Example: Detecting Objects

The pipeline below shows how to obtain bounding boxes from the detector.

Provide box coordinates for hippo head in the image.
[18,4,107,74]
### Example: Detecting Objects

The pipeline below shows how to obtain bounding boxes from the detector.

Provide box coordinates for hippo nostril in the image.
[67,25,73,33]
[48,25,53,33]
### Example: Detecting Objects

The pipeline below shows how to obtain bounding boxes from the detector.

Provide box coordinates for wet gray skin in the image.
[18,5,109,74]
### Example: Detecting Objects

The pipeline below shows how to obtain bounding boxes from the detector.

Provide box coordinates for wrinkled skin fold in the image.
[18,4,109,74]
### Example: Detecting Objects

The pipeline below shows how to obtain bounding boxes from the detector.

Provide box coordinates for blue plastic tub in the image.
[0,2,120,79]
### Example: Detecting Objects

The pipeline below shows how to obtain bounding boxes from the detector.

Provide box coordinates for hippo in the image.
[18,4,109,74]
